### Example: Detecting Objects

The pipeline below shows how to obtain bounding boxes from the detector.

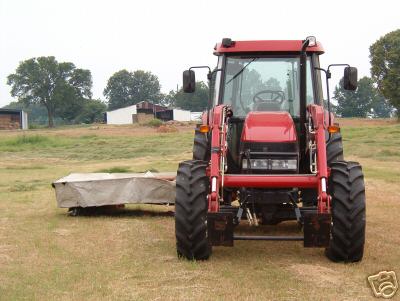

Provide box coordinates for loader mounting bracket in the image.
[207,212,234,246]
[303,212,331,247]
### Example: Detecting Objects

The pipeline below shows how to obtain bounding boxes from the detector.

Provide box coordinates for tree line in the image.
[5,58,210,127]
[334,29,399,118]
[4,29,400,127]
[334,77,393,118]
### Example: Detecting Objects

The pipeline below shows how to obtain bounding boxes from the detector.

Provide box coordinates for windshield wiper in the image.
[226,58,257,85]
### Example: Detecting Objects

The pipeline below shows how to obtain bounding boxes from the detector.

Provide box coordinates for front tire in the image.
[193,126,210,161]
[175,160,211,260]
[326,133,344,163]
[326,161,366,262]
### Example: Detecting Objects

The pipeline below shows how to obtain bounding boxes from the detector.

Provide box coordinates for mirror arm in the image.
[327,63,350,73]
[315,67,332,131]
[315,63,352,129]
[187,66,224,126]
[206,68,224,102]
[189,66,212,78]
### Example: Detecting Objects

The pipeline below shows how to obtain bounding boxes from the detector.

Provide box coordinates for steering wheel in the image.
[253,90,285,105]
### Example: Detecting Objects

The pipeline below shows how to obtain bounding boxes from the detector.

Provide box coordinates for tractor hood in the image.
[241,112,297,143]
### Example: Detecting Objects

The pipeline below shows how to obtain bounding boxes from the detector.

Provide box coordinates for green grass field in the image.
[0,120,399,300]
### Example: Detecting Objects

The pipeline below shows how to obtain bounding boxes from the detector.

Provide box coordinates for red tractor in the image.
[175,37,366,262]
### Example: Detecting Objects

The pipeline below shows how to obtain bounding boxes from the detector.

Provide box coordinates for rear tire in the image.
[193,126,210,161]
[175,160,211,260]
[326,161,366,262]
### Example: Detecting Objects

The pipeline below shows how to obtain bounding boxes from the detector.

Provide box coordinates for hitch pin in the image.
[211,177,217,192]
[321,178,327,193]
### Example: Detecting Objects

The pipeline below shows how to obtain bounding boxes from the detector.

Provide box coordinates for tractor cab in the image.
[210,39,325,174]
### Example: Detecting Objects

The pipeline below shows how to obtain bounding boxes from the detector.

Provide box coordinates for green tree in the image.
[370,94,393,118]
[334,78,367,117]
[7,56,92,127]
[171,81,209,111]
[334,76,392,118]
[370,29,400,118]
[104,70,161,110]
[75,99,107,124]
[160,90,177,107]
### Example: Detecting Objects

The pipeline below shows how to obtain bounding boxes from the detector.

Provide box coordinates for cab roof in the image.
[214,40,324,55]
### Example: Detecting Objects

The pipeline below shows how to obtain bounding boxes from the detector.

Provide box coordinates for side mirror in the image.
[183,70,195,93]
[343,67,358,91]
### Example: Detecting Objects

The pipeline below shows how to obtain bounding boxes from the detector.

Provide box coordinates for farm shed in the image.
[136,101,168,123]
[136,101,166,113]
[156,109,191,122]
[106,102,171,125]
[0,109,28,130]
[106,105,137,125]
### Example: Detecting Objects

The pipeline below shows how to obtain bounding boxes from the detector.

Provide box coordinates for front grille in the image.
[241,142,298,153]
[240,142,299,174]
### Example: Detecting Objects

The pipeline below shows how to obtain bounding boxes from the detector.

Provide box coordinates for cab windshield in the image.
[222,56,314,117]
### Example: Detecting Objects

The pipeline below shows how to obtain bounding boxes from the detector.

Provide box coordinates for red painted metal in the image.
[241,112,297,143]
[223,174,318,188]
[208,105,227,212]
[214,40,324,55]
[205,103,332,215]
[308,104,330,213]
[205,103,332,214]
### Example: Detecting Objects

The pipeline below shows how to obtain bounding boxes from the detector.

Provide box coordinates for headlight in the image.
[270,159,297,170]
[242,159,268,170]
[242,158,297,171]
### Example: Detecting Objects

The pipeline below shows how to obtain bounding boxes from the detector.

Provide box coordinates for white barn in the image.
[172,109,191,121]
[106,105,137,125]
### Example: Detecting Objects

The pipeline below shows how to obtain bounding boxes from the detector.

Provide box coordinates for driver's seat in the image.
[254,102,282,112]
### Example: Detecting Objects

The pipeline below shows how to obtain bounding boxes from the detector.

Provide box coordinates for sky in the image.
[0,0,399,107]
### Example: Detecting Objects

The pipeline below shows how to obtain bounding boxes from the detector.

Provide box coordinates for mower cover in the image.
[52,172,176,208]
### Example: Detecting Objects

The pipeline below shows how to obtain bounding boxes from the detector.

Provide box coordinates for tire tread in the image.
[175,160,211,260]
[326,161,366,263]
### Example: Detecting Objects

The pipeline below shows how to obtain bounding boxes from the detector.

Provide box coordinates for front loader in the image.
[175,37,366,262]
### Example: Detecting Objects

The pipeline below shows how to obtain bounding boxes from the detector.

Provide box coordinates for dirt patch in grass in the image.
[157,125,179,133]
[289,264,343,286]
